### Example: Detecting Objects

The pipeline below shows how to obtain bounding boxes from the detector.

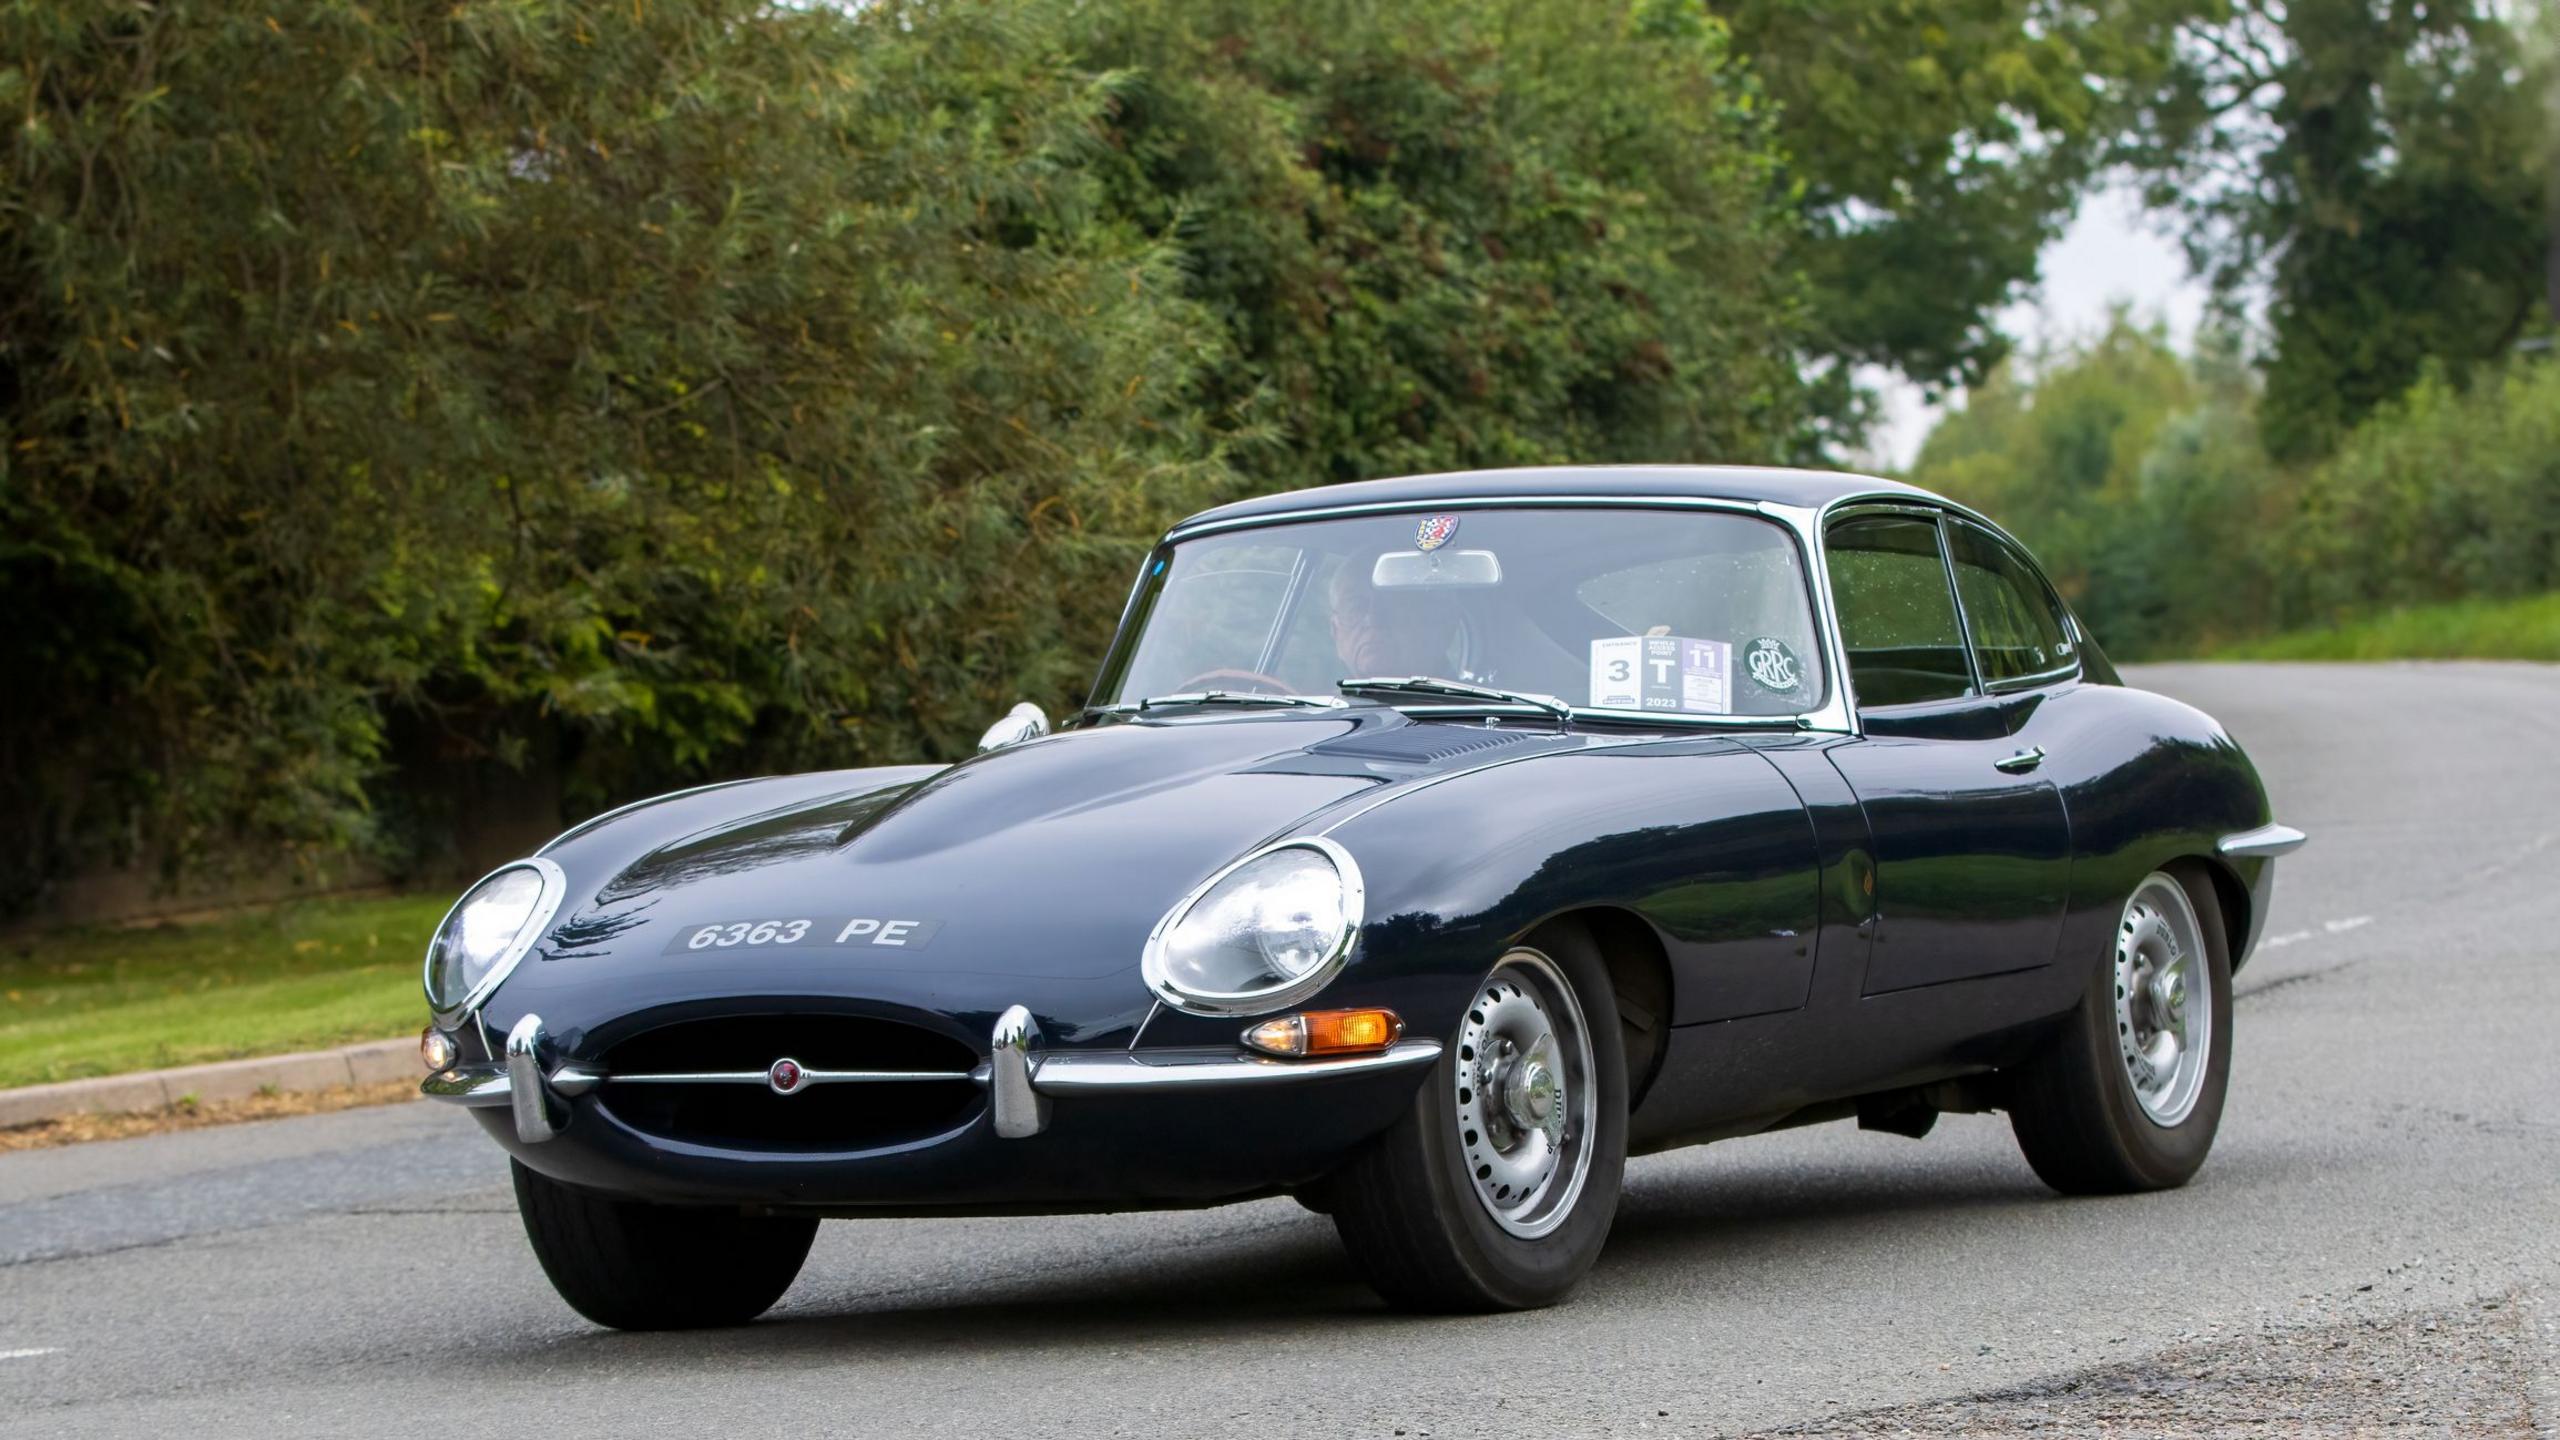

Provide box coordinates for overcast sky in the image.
[1862,182,2213,471]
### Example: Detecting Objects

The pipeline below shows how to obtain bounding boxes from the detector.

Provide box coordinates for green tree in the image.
[1723,0,2201,414]
[1069,0,1811,480]
[0,0,1818,913]
[2130,0,2552,458]
[1913,318,2277,654]
[0,0,1226,905]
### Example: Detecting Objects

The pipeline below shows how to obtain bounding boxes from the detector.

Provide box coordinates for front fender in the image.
[1136,737,1823,1052]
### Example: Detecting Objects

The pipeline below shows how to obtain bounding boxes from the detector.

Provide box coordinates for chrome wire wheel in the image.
[2114,872,2213,1127]
[1452,948,1598,1239]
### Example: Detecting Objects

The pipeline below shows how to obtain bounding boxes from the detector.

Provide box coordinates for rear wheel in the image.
[511,1160,818,1330]
[2009,867,2233,1194]
[1325,928,1627,1311]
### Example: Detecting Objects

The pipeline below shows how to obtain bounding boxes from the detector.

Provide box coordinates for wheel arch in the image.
[2182,855,2255,972]
[1528,905,1673,1110]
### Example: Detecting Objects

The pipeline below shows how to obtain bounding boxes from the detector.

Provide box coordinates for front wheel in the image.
[511,1160,819,1330]
[2009,867,2233,1194]
[1324,929,1628,1311]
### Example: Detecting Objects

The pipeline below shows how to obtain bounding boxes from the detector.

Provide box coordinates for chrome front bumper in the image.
[424,1007,1442,1146]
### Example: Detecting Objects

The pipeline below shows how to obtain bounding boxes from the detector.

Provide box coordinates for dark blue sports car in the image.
[420,466,2303,1326]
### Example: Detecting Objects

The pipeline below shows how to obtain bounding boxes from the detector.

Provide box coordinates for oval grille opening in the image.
[596,1014,981,1153]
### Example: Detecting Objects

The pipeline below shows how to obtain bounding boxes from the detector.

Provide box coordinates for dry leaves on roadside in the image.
[0,1079,420,1153]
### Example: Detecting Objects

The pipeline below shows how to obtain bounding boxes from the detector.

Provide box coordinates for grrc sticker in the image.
[1414,514,1459,552]
[1743,636,1805,697]
[1588,635,1732,714]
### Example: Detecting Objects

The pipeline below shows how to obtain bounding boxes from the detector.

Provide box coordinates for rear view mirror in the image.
[1371,549,1502,588]
[977,702,1050,752]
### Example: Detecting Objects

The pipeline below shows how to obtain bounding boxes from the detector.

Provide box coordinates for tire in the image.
[511,1160,819,1330]
[2009,866,2234,1195]
[1325,925,1628,1311]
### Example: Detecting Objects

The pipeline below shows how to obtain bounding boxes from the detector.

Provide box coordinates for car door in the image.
[1820,508,2073,994]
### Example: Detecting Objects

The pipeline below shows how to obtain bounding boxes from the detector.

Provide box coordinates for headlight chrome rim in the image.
[422,856,567,1020]
[1141,836,1365,1017]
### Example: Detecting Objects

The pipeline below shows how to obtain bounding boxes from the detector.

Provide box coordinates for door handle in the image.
[1994,745,2046,774]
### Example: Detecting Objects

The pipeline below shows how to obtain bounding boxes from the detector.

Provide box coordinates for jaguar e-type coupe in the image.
[420,465,2303,1327]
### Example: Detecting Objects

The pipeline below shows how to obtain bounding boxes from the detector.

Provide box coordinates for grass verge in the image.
[2212,592,2560,662]
[0,894,444,1090]
[0,1078,421,1152]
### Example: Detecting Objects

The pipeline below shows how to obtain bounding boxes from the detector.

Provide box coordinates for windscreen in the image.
[1097,508,1826,718]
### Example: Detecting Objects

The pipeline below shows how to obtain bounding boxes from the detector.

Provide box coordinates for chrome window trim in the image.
[424,857,567,1024]
[1934,511,1991,695]
[1115,494,1856,736]
[1141,835,1367,1017]
[1945,516,2084,694]
[1814,494,2092,714]
[1816,501,1975,714]
[1164,491,1770,542]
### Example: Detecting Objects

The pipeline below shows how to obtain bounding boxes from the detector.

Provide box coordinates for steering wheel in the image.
[1173,667,1298,695]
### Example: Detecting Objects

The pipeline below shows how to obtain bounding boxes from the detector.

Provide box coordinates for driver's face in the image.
[1332,588,1453,676]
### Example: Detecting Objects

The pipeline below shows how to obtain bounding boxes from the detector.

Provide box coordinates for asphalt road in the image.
[5,662,2557,1438]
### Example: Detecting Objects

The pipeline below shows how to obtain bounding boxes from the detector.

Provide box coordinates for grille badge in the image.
[767,1057,806,1095]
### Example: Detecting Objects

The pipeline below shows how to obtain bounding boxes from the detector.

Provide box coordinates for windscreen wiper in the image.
[1126,690,1347,713]
[1337,676,1574,732]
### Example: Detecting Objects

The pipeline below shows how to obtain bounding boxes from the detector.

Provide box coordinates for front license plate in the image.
[662,916,944,954]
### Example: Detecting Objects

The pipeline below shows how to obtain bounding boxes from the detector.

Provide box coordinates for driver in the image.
[1329,557,1468,679]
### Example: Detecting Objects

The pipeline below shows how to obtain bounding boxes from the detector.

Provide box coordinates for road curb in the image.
[0,1037,416,1129]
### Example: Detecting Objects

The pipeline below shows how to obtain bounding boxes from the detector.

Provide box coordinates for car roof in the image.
[1168,464,1944,536]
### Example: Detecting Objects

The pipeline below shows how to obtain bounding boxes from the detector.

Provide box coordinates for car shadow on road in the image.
[471,1148,2079,1371]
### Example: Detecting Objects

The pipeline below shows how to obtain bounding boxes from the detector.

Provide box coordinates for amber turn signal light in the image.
[1241,1008,1404,1058]
[420,1024,457,1075]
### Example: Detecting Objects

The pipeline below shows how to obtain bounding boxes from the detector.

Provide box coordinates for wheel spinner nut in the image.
[2153,970,2185,1024]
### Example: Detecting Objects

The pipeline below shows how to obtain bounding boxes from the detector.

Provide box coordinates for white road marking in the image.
[0,1348,61,1362]
[2256,916,2375,954]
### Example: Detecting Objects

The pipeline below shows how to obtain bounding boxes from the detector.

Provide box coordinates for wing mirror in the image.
[977,701,1051,753]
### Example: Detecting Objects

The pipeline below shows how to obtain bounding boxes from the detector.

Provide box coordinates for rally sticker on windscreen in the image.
[1588,636,1732,714]
[663,916,944,954]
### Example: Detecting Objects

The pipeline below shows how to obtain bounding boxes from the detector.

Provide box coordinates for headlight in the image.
[423,858,566,1014]
[1143,838,1364,1015]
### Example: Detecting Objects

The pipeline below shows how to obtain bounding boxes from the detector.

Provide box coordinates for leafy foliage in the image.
[1071,0,1811,479]
[0,0,1817,912]
[0,0,1234,905]
[1726,0,2200,403]
[1917,322,2560,657]
[2128,0,2553,458]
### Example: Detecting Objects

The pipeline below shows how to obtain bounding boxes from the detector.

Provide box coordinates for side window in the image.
[1825,515,1974,707]
[1947,523,2077,686]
